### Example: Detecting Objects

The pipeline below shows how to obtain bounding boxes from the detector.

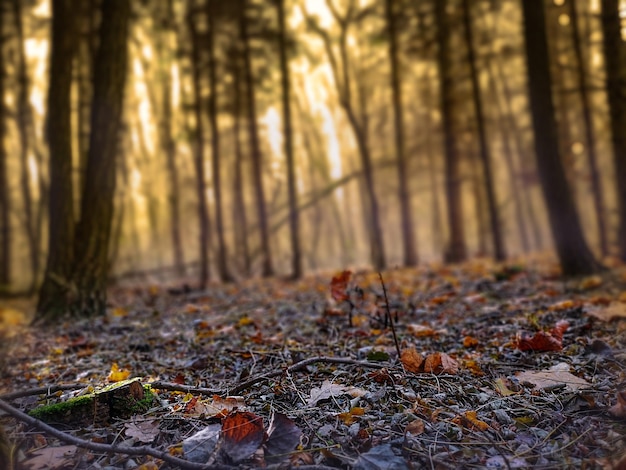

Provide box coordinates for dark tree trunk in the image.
[12,0,40,292]
[434,0,466,263]
[36,0,77,320]
[568,0,607,257]
[600,0,626,261]
[69,0,130,317]
[206,0,232,282]
[462,0,505,261]
[0,2,9,293]
[385,0,417,266]
[187,5,212,287]
[231,54,251,276]
[76,0,96,199]
[276,0,302,278]
[159,0,185,277]
[240,0,274,277]
[521,0,599,276]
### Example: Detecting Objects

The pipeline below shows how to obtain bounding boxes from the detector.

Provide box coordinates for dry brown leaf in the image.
[400,348,424,373]
[423,352,459,375]
[588,302,626,322]
[608,389,626,419]
[516,362,590,391]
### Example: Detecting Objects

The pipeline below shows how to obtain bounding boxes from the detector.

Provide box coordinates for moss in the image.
[28,378,153,423]
[28,394,94,421]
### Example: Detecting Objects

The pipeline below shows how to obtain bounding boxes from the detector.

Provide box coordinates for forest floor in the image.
[1,258,626,469]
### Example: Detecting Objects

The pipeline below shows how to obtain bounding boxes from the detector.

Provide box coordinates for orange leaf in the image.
[400,348,424,373]
[330,270,352,302]
[221,411,265,463]
[463,336,479,348]
[423,352,459,375]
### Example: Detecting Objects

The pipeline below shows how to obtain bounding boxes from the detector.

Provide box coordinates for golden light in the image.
[558,14,570,26]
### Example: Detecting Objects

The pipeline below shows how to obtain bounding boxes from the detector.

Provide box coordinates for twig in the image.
[229,356,387,395]
[378,272,401,360]
[147,382,221,396]
[0,384,84,401]
[0,397,230,470]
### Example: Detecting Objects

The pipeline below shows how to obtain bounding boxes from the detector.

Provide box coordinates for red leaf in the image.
[330,270,352,303]
[515,321,568,352]
[220,411,265,463]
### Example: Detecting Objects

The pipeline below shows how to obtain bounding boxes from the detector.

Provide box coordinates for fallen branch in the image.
[0,397,225,470]
[0,384,84,401]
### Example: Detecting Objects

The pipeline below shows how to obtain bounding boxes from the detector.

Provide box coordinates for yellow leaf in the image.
[108,362,131,382]
[494,377,517,396]
[112,307,128,317]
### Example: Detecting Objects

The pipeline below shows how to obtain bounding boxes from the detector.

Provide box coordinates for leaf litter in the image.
[0,260,625,468]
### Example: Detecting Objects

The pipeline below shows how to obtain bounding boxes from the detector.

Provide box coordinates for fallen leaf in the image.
[406,324,436,337]
[21,445,77,470]
[400,348,423,373]
[515,320,569,352]
[220,411,265,463]
[404,419,425,436]
[265,412,302,463]
[108,362,131,382]
[453,410,489,431]
[125,419,160,443]
[423,352,459,375]
[353,443,409,470]
[307,380,366,406]
[516,362,590,391]
[608,389,626,419]
[183,424,221,463]
[494,377,518,396]
[588,302,626,322]
[330,270,352,302]
[463,336,479,348]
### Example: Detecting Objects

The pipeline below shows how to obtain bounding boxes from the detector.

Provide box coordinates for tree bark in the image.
[385,0,417,267]
[521,0,599,276]
[36,0,77,320]
[600,0,626,261]
[276,0,302,278]
[462,0,505,261]
[206,0,232,282]
[0,2,9,293]
[434,0,466,263]
[187,4,212,287]
[568,0,607,257]
[240,0,274,277]
[69,0,131,317]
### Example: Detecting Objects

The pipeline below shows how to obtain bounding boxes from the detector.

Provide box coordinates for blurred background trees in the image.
[0,0,624,311]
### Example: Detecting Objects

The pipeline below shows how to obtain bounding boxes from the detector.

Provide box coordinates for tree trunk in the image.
[568,0,607,257]
[206,0,232,282]
[187,5,212,287]
[159,0,185,277]
[434,0,466,263]
[385,0,417,266]
[69,0,130,317]
[12,0,40,292]
[521,0,599,276]
[240,0,274,277]
[462,0,505,261]
[277,0,302,278]
[0,2,9,293]
[231,53,251,276]
[36,0,77,320]
[600,0,626,261]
